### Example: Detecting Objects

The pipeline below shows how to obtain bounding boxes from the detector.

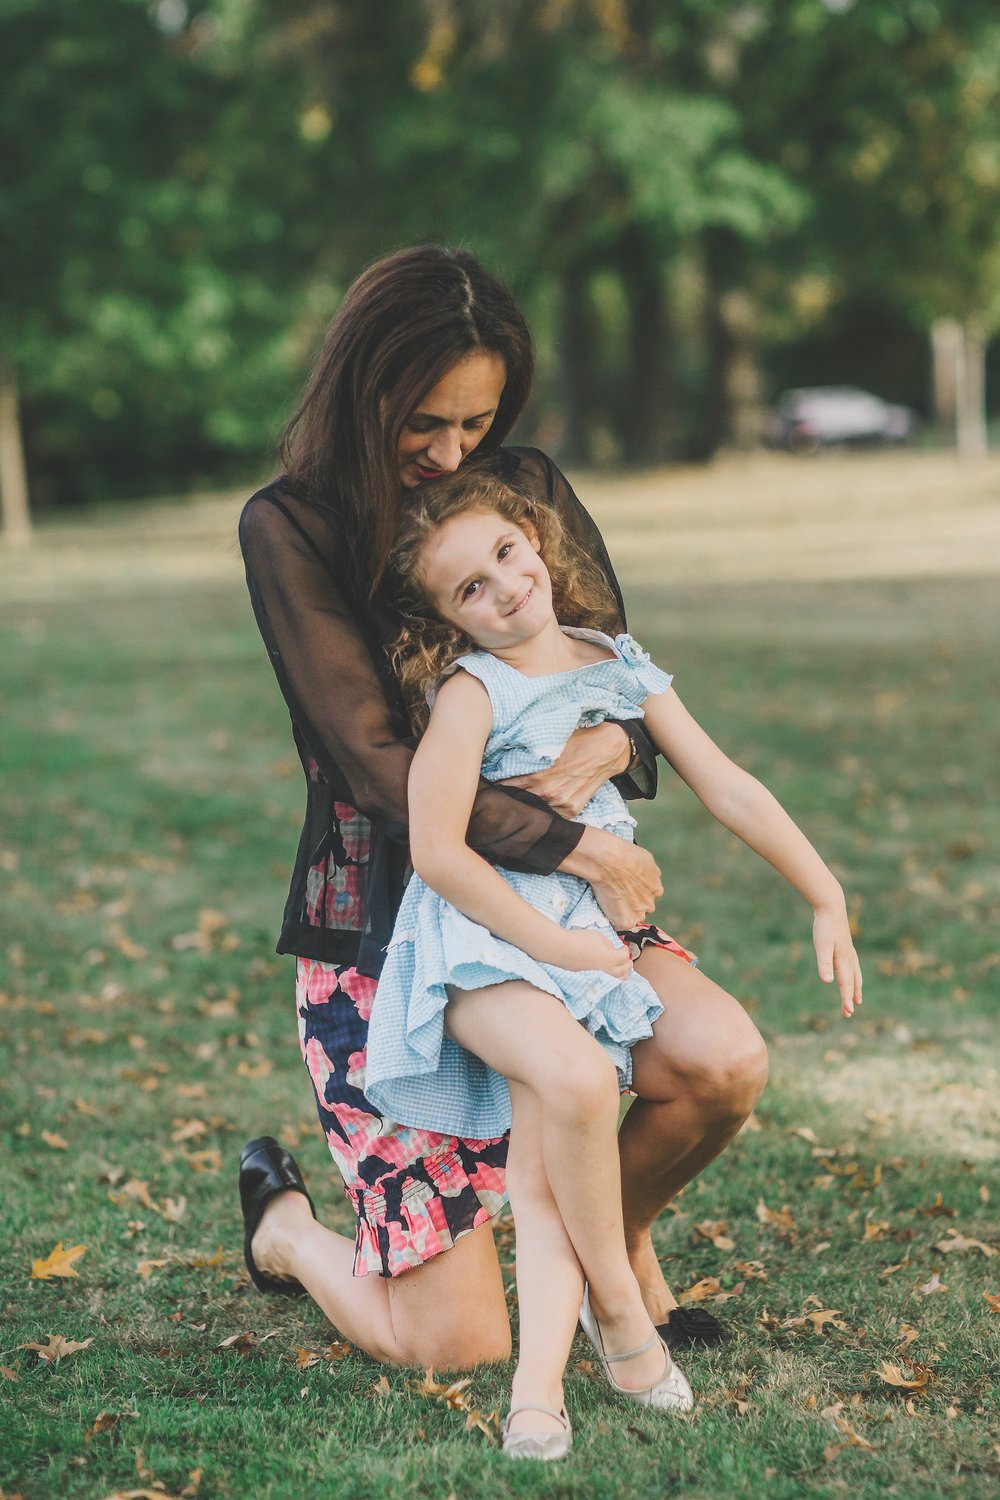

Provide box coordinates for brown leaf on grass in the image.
[918,1193,957,1219]
[694,1219,735,1251]
[74,1097,99,1116]
[236,1058,273,1079]
[161,1196,187,1223]
[182,1469,202,1497]
[41,1130,69,1151]
[933,1231,996,1258]
[324,1340,354,1361]
[136,1259,169,1279]
[863,1218,891,1242]
[735,1258,768,1280]
[294,1347,321,1370]
[463,1406,499,1440]
[879,1261,910,1278]
[876,1361,932,1392]
[370,1374,392,1397]
[782,1309,847,1335]
[188,1247,226,1269]
[1,1365,19,1380]
[756,1200,798,1240]
[983,1292,1000,1313]
[413,1368,475,1411]
[916,1270,948,1296]
[756,1307,781,1331]
[896,1324,919,1350]
[824,1411,877,1461]
[791,1126,819,1143]
[171,1118,208,1143]
[217,1332,259,1351]
[31,1242,87,1279]
[110,1179,159,1212]
[84,1408,138,1441]
[181,1149,221,1174]
[19,1334,93,1363]
[678,1276,743,1305]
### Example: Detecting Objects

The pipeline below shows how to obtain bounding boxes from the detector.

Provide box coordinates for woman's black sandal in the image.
[656,1307,726,1350]
[238,1135,316,1296]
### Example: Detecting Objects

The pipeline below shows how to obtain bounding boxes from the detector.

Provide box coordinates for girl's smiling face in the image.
[418,508,554,650]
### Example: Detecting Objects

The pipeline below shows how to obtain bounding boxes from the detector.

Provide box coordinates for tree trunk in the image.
[930,317,961,433]
[617,230,673,465]
[958,319,988,459]
[932,317,989,457]
[559,264,600,465]
[0,361,32,548]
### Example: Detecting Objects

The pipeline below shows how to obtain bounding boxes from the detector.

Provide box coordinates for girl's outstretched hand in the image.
[813,901,863,1018]
[553,930,633,979]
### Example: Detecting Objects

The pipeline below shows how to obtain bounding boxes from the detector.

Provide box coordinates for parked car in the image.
[767,386,917,454]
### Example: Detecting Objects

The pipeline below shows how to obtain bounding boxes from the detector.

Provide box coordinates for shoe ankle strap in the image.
[603,1330,661,1363]
[505,1403,567,1426]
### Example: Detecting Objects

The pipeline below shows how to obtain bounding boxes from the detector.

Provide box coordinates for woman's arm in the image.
[408,672,630,979]
[641,687,863,1016]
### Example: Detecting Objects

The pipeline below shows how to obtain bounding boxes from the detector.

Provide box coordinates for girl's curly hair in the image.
[389,467,621,729]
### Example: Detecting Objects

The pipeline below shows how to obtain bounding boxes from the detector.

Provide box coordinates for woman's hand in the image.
[813,900,863,1018]
[552,930,633,979]
[501,722,633,818]
[559,826,663,930]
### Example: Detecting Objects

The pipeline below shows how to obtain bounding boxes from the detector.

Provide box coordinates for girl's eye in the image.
[497,543,512,561]
[462,580,481,600]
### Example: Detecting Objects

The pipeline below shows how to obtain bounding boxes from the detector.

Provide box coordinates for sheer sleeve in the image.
[507,448,659,800]
[239,488,584,874]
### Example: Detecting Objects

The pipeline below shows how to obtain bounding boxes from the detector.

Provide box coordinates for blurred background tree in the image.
[2,0,999,523]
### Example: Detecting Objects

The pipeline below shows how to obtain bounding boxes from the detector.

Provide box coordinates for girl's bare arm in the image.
[641,688,863,1016]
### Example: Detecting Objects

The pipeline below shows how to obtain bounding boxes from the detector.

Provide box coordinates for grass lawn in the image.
[1,454,998,1498]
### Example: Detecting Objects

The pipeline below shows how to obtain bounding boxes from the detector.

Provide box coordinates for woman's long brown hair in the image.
[280,245,534,596]
[389,470,621,729]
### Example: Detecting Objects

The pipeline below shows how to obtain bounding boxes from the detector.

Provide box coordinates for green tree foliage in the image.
[4,0,1000,509]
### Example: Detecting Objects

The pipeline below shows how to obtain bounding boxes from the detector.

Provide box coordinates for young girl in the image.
[364,468,862,1460]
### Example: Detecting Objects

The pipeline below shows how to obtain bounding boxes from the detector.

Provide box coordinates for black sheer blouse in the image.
[239,446,657,977]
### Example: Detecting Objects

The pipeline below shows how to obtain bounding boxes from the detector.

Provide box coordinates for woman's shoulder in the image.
[239,476,345,567]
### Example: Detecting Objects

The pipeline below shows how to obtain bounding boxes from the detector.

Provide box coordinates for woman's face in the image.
[397,351,507,490]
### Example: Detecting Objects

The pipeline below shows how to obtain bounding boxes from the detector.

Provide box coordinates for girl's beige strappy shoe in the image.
[579,1284,694,1413]
[501,1404,573,1461]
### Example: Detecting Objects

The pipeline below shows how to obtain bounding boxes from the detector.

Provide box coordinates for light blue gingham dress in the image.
[364,630,672,1139]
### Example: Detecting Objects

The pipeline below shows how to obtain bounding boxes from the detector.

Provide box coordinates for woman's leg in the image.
[502,1081,583,1434]
[445,979,668,1391]
[619,949,770,1319]
[250,1194,511,1368]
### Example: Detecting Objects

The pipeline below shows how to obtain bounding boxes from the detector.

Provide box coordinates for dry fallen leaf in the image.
[916,1271,948,1296]
[85,1408,138,1441]
[171,1118,208,1143]
[694,1219,736,1251]
[31,1242,87,1280]
[876,1361,932,1392]
[217,1332,259,1351]
[41,1130,69,1151]
[896,1324,919,1350]
[136,1259,169,1279]
[783,1308,847,1334]
[1,1365,19,1381]
[19,1334,93,1364]
[294,1347,321,1370]
[933,1232,996,1258]
[983,1292,1000,1314]
[756,1199,798,1239]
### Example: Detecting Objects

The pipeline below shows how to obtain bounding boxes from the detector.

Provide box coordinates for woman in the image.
[237,244,768,1371]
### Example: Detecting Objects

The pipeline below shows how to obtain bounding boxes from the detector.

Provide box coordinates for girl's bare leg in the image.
[500,1081,584,1434]
[249,1190,510,1369]
[445,980,668,1391]
[620,949,769,1319]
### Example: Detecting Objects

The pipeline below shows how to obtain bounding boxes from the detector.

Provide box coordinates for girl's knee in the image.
[547,1046,620,1129]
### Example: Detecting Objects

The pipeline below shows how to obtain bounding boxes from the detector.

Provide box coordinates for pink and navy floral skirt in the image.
[295,922,697,1279]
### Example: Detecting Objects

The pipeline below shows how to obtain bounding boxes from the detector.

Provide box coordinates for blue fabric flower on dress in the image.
[614,633,652,669]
